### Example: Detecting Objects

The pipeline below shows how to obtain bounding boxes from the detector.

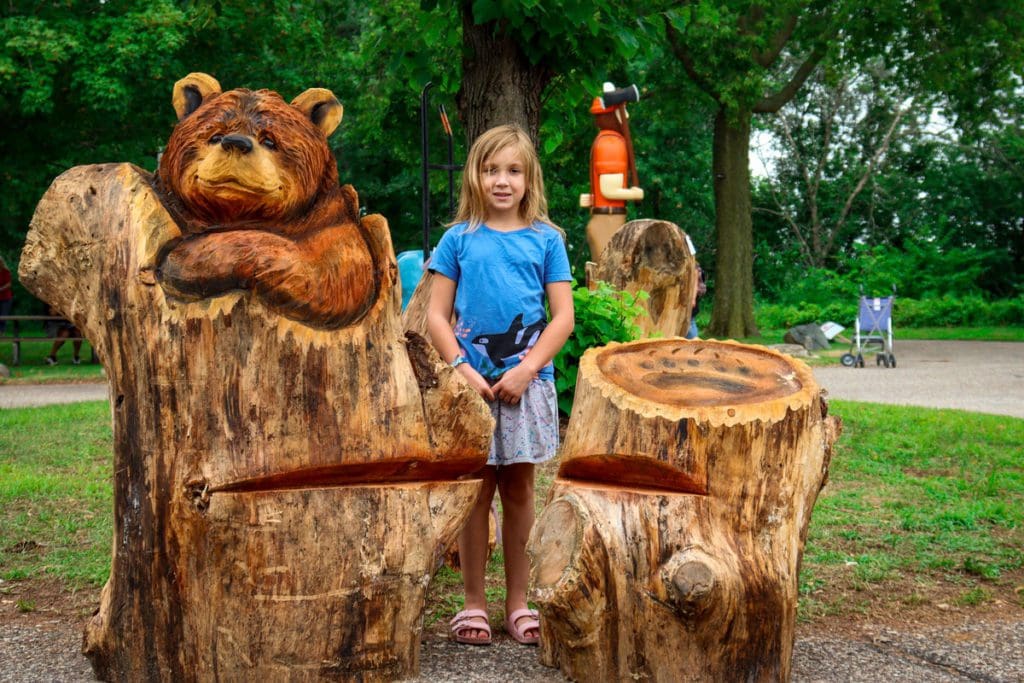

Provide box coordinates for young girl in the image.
[427,124,574,646]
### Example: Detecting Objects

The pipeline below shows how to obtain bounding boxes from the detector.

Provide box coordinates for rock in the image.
[784,323,831,352]
[768,343,810,358]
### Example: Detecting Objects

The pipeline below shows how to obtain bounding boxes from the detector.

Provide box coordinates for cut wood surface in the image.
[529,338,841,682]
[21,163,492,681]
[587,218,698,338]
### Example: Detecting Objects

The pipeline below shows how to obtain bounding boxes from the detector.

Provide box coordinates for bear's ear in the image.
[291,88,343,137]
[172,73,222,121]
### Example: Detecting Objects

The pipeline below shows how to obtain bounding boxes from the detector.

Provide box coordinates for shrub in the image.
[756,294,1024,330]
[553,281,647,414]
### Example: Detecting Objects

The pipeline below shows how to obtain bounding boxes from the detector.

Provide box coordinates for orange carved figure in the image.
[581,83,644,260]
[157,73,378,328]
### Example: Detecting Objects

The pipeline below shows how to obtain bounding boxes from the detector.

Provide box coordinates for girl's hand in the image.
[491,364,536,404]
[458,364,496,402]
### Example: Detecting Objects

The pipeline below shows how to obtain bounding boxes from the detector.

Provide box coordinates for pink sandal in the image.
[450,609,492,645]
[505,608,540,646]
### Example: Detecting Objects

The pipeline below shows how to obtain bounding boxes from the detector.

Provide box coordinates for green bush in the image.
[756,294,1024,330]
[553,282,647,415]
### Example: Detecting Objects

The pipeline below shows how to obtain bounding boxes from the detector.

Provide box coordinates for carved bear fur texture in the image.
[156,73,378,329]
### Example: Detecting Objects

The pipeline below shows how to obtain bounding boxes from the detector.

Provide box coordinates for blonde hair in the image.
[451,124,560,233]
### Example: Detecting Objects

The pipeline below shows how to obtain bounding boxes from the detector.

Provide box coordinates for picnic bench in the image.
[0,315,96,365]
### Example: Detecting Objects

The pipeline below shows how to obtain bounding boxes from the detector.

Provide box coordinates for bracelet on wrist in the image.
[449,355,469,369]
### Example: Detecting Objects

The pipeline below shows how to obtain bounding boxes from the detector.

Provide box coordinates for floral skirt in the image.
[487,378,559,467]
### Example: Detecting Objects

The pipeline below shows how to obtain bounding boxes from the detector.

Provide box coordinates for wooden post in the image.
[528,338,841,682]
[587,219,698,338]
[20,164,492,681]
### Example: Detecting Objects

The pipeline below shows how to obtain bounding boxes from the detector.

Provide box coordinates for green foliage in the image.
[756,295,1024,331]
[553,281,646,414]
[755,239,1021,319]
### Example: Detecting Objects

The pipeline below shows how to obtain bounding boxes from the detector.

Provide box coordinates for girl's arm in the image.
[426,273,495,401]
[492,280,574,404]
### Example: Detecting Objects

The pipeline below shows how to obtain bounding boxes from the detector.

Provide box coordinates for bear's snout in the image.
[220,134,253,154]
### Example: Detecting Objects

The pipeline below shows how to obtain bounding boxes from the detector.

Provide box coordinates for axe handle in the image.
[621,116,640,188]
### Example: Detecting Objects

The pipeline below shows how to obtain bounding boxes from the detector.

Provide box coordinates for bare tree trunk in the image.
[587,219,698,338]
[708,109,759,338]
[529,338,840,682]
[20,164,493,681]
[457,3,552,144]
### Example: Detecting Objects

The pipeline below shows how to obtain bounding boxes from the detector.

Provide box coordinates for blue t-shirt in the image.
[429,221,572,381]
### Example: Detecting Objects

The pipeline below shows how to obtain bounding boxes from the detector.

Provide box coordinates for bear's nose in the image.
[220,134,253,154]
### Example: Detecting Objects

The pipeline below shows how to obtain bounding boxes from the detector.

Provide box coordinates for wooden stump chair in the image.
[528,338,841,682]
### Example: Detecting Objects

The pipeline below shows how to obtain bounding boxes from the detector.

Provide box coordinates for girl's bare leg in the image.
[457,466,498,639]
[496,462,538,638]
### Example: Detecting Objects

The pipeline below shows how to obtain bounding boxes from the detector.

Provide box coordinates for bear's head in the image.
[159,73,344,227]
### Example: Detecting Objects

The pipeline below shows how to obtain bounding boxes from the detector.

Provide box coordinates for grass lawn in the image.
[1,399,1021,624]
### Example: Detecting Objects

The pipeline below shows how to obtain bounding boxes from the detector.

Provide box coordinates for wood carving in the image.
[19,73,492,681]
[401,269,435,338]
[586,218,698,338]
[528,338,841,682]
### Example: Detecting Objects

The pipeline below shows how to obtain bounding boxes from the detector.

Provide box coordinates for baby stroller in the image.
[840,286,896,368]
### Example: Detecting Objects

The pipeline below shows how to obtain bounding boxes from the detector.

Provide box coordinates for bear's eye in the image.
[260,137,277,150]
[209,134,223,145]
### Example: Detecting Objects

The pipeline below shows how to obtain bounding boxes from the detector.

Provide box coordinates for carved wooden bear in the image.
[157,72,376,328]
[20,73,494,681]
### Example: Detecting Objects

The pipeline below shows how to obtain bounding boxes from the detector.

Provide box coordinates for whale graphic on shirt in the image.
[471,314,545,368]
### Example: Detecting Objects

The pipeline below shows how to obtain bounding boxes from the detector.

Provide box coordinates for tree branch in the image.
[754,14,798,68]
[754,143,815,267]
[755,45,826,113]
[826,105,909,255]
[663,13,722,103]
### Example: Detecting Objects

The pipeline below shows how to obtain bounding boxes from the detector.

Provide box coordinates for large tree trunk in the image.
[586,219,698,338]
[457,2,552,144]
[528,338,840,682]
[20,164,493,681]
[708,108,759,338]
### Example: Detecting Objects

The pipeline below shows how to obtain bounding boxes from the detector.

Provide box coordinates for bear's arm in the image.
[159,223,378,328]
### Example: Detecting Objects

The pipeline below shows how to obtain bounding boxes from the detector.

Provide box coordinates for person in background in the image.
[684,234,706,340]
[427,124,574,647]
[687,262,706,340]
[0,256,13,334]
[45,306,82,365]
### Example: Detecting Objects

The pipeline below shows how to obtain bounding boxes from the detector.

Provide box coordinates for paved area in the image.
[0,382,108,408]
[812,339,1024,418]
[2,341,1022,416]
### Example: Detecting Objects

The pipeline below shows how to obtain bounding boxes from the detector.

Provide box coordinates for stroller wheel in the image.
[888,353,896,368]
[840,353,856,367]
[856,354,865,368]
[876,354,885,367]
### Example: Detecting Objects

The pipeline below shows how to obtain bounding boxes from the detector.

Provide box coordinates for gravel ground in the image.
[2,339,1022,681]
[3,616,1023,682]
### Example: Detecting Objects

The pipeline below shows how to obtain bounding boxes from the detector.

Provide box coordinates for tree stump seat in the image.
[528,337,841,682]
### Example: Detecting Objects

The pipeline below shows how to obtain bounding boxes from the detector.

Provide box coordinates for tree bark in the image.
[401,269,435,339]
[528,338,840,682]
[708,108,759,338]
[587,219,698,338]
[457,3,552,144]
[20,163,493,681]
